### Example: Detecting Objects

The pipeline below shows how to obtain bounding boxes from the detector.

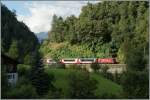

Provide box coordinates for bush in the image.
[68,70,98,99]
[30,67,55,96]
[6,84,38,99]
[113,71,123,84]
[1,65,9,98]
[91,63,101,72]
[44,88,63,99]
[125,47,146,71]
[100,65,109,76]
[17,64,31,77]
[122,70,149,98]
[99,93,119,99]
[100,65,114,81]
[68,64,82,70]
[46,63,66,69]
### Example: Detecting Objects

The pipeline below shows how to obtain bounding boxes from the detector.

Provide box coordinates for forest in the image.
[1,1,149,99]
[41,1,149,64]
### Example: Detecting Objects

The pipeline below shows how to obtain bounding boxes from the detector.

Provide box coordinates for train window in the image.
[80,59,94,61]
[81,60,94,61]
[64,60,75,61]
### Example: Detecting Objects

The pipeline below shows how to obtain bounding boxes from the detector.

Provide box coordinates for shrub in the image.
[30,67,55,96]
[6,84,38,99]
[99,93,119,99]
[17,64,31,77]
[45,88,63,99]
[68,70,98,99]
[91,63,101,72]
[122,70,149,98]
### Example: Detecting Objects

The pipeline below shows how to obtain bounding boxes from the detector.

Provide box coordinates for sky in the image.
[2,1,101,33]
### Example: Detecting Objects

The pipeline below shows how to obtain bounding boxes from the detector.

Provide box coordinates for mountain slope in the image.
[36,32,48,43]
[45,68,123,98]
[1,4,39,63]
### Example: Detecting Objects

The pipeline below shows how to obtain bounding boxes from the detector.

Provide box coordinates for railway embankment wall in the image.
[65,64,126,74]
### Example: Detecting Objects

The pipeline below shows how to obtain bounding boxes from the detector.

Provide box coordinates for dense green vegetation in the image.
[1,1,149,99]
[41,1,148,64]
[40,1,149,99]
[122,70,149,98]
[1,4,39,63]
[1,4,55,99]
[45,68,122,98]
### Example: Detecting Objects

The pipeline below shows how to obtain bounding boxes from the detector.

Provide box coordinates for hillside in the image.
[1,4,39,63]
[1,1,149,99]
[45,68,123,98]
[41,1,148,64]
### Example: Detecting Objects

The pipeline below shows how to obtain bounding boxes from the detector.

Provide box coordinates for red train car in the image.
[96,58,117,64]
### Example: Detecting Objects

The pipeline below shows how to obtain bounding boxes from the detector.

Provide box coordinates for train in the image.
[44,58,118,64]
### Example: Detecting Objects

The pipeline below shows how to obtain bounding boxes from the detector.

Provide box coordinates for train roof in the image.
[80,58,96,59]
[62,58,77,60]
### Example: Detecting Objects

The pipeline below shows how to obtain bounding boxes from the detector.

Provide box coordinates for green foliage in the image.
[40,41,113,59]
[91,63,101,72]
[45,68,123,98]
[6,84,38,99]
[40,42,95,58]
[1,4,41,98]
[2,1,149,99]
[30,67,55,96]
[17,64,31,77]
[45,88,63,99]
[68,70,98,98]
[7,40,19,60]
[125,45,147,71]
[4,76,38,99]
[101,65,109,74]
[1,65,9,98]
[68,64,82,70]
[99,92,120,99]
[122,70,149,98]
[99,65,114,81]
[23,52,37,66]
[46,1,148,60]
[117,47,125,63]
[49,15,65,42]
[110,40,118,57]
[96,43,111,58]
[113,71,122,85]
[1,4,39,63]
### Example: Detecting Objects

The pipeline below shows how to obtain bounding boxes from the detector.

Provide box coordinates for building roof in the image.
[1,54,20,73]
[2,54,19,64]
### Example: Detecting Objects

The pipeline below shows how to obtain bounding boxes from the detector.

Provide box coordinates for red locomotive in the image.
[96,58,117,64]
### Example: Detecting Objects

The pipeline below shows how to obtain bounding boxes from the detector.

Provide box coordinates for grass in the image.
[45,68,123,98]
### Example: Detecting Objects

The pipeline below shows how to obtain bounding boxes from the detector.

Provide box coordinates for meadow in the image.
[45,68,123,98]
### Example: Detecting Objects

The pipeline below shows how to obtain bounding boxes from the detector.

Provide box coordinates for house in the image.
[1,54,19,85]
